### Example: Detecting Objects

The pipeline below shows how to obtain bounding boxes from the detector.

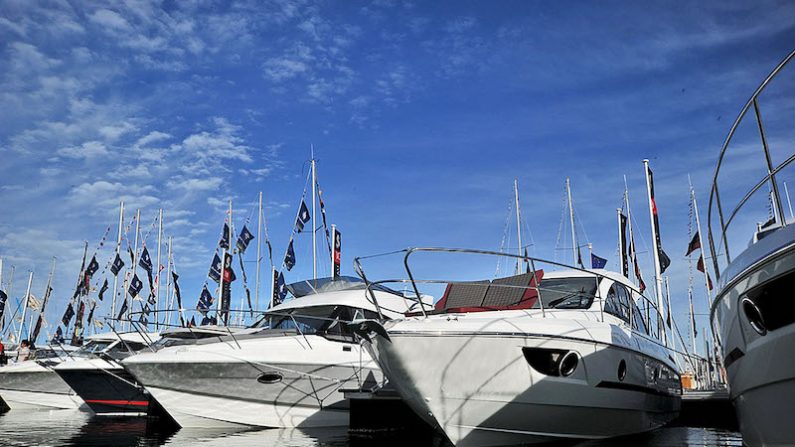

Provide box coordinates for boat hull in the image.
[366,316,680,446]
[712,230,795,447]
[54,359,150,416]
[0,362,84,410]
[122,335,382,427]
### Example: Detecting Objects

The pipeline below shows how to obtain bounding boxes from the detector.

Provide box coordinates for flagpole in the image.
[514,179,523,274]
[271,267,276,310]
[130,209,141,331]
[311,147,317,280]
[617,208,625,275]
[17,271,33,344]
[688,287,697,355]
[255,191,263,311]
[37,257,56,342]
[664,275,674,351]
[566,178,578,266]
[0,258,4,332]
[643,159,666,345]
[165,236,173,328]
[4,265,14,334]
[111,201,123,328]
[155,208,163,330]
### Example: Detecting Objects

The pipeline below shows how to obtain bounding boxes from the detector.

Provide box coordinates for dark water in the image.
[0,409,743,447]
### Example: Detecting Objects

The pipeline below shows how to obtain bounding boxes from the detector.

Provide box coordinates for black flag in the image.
[219,223,231,249]
[86,301,96,327]
[273,270,286,306]
[85,255,100,276]
[98,279,109,301]
[139,247,153,272]
[52,326,64,344]
[295,200,311,233]
[62,303,75,326]
[332,227,341,279]
[685,231,701,256]
[172,271,185,326]
[209,253,222,283]
[110,253,125,275]
[0,290,6,323]
[128,274,143,298]
[284,239,296,271]
[222,252,236,283]
[619,213,629,277]
[117,299,128,320]
[647,166,671,273]
[197,285,213,314]
[236,225,255,253]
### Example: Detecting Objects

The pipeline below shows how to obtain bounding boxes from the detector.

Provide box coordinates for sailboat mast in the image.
[111,201,124,325]
[17,271,33,343]
[311,149,317,280]
[164,236,173,328]
[514,179,523,274]
[130,209,141,330]
[566,178,578,266]
[4,265,14,333]
[255,191,263,311]
[155,208,163,330]
[690,187,712,310]
[643,160,666,344]
[0,258,3,332]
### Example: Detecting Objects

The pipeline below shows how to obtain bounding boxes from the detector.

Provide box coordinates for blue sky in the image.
[1,0,794,349]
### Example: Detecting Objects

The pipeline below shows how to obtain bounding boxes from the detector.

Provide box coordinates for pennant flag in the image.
[591,253,608,269]
[236,225,255,253]
[128,274,143,298]
[128,246,135,264]
[98,279,109,301]
[696,255,714,290]
[197,285,213,314]
[62,303,75,327]
[284,238,296,271]
[31,315,44,341]
[646,165,671,273]
[0,290,6,323]
[265,239,273,264]
[685,231,701,256]
[110,253,125,276]
[86,255,100,277]
[619,213,629,277]
[332,227,342,278]
[295,200,311,233]
[86,301,96,327]
[52,326,64,344]
[189,316,196,327]
[665,286,673,329]
[576,246,584,269]
[117,299,128,320]
[318,188,332,253]
[219,223,231,249]
[172,271,185,326]
[273,270,287,306]
[139,247,153,272]
[208,253,222,283]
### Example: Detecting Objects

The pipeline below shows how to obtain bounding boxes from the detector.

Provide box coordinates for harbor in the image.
[2,1,795,446]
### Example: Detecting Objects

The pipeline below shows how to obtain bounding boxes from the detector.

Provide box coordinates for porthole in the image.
[257,372,283,384]
[559,352,579,377]
[742,297,767,336]
[617,359,627,382]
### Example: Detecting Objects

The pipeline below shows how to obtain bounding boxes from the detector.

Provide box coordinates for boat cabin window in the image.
[537,277,597,309]
[75,340,113,355]
[604,283,632,324]
[258,305,379,342]
[629,294,648,335]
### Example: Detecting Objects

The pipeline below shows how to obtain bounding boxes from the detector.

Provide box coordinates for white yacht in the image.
[356,248,681,447]
[707,50,795,447]
[52,331,160,416]
[0,344,82,410]
[121,276,427,428]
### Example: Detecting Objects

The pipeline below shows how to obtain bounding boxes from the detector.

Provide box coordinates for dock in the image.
[678,388,737,429]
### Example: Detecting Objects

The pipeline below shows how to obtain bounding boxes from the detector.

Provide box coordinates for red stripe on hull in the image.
[85,399,149,407]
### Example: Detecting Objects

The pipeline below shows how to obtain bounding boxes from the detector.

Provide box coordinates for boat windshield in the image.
[74,340,114,356]
[537,277,598,309]
[253,305,379,342]
[286,276,400,298]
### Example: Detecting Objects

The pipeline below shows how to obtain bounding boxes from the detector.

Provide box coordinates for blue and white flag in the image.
[273,270,287,306]
[295,200,311,233]
[236,225,255,253]
[197,285,213,314]
[284,239,296,271]
[591,253,607,269]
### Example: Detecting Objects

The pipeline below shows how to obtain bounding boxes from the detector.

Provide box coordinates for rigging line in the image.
[279,169,313,270]
[554,184,568,265]
[495,196,513,277]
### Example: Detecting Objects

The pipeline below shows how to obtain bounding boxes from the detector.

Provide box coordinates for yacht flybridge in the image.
[354,248,681,447]
[121,276,431,428]
[707,50,795,447]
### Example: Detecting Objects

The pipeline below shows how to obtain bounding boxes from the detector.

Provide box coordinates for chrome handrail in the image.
[707,50,795,281]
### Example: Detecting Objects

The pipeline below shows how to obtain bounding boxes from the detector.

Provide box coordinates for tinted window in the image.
[538,278,597,309]
[605,284,631,323]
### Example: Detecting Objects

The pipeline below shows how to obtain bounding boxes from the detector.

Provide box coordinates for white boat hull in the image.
[0,388,84,410]
[366,314,680,446]
[0,361,84,411]
[712,229,795,447]
[123,334,383,428]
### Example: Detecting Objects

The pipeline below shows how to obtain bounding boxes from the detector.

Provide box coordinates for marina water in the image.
[0,409,742,447]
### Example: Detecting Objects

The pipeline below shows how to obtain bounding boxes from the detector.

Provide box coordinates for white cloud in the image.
[89,9,133,32]
[169,177,223,191]
[57,141,109,159]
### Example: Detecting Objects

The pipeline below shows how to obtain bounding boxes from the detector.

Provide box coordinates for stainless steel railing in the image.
[708,50,795,281]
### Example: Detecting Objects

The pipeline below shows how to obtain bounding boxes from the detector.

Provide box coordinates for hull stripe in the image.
[85,399,149,406]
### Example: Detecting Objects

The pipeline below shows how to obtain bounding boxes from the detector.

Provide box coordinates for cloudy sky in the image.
[1,0,794,347]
